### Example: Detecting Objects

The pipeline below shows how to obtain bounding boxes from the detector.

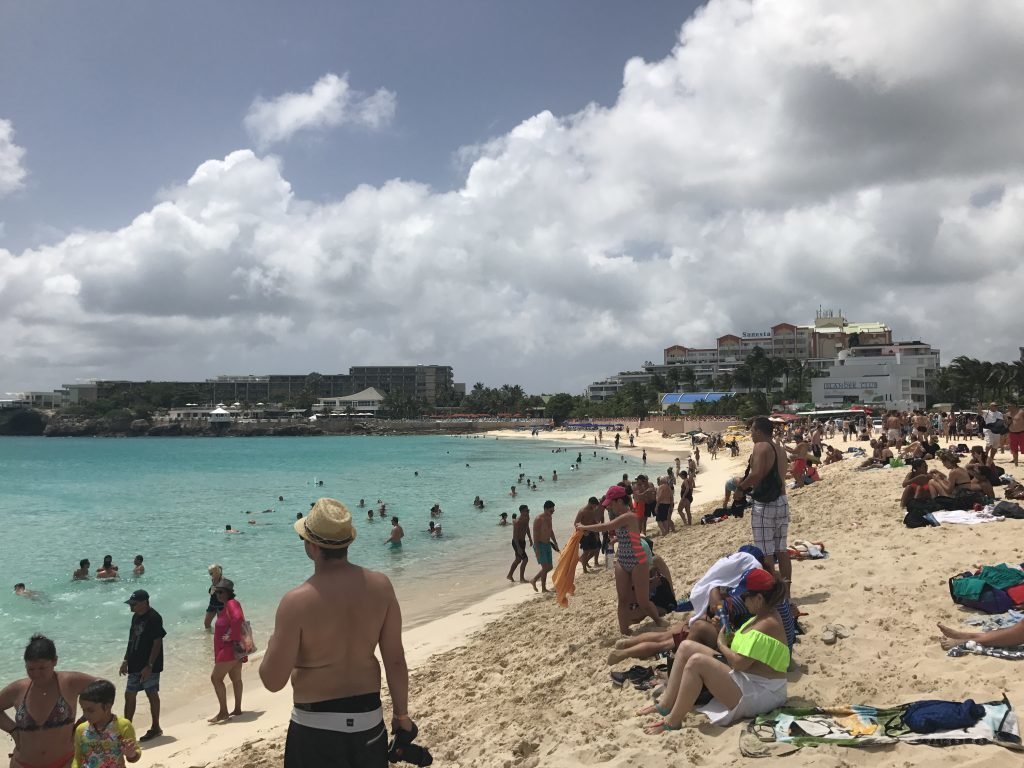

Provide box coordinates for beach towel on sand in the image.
[741,697,1023,755]
[947,641,1024,660]
[552,529,583,607]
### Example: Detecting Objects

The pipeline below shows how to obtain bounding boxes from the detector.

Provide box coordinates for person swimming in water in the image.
[73,558,91,580]
[225,525,242,534]
[96,555,119,580]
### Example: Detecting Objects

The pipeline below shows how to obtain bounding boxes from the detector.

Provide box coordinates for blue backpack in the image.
[902,699,985,733]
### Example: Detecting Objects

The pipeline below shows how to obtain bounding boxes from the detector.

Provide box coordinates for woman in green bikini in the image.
[639,568,789,734]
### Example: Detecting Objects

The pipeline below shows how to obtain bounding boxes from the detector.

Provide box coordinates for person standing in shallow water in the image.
[260,498,416,768]
[386,517,404,550]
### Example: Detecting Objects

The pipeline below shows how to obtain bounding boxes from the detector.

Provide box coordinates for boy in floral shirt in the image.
[73,680,140,768]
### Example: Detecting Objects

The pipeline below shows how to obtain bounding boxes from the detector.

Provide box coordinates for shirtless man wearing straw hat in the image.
[260,498,415,767]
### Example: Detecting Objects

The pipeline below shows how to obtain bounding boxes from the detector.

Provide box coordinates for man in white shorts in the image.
[736,416,791,588]
[983,402,1005,462]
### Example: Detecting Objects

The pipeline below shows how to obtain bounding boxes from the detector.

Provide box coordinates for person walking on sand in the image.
[208,578,247,723]
[654,477,674,536]
[119,590,165,742]
[575,498,603,572]
[260,498,416,767]
[735,417,792,589]
[529,501,560,593]
[386,517,404,550]
[677,470,694,525]
[506,505,533,582]
[1009,404,1024,467]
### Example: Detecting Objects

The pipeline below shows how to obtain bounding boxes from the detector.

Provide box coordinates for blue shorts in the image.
[535,542,553,567]
[126,672,160,693]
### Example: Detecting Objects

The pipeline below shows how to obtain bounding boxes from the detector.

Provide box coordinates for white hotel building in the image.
[810,342,941,411]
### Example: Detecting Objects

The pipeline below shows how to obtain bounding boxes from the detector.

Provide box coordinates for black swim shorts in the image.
[580,532,600,550]
[512,539,527,558]
[644,501,656,518]
[655,503,671,522]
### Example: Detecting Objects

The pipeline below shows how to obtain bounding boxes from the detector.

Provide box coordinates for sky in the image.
[2,0,1024,396]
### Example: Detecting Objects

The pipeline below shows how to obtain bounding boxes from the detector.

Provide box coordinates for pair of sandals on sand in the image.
[821,623,851,644]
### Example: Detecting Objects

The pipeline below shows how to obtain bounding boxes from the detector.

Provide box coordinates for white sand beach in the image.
[26,430,1024,768]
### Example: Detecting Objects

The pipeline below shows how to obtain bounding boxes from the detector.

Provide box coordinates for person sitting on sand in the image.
[929,451,993,500]
[937,618,1024,651]
[638,568,789,734]
[822,445,844,465]
[857,439,893,469]
[900,459,935,507]
[73,558,91,580]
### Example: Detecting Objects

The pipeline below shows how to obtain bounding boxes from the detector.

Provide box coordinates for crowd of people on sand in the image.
[507,406,1024,737]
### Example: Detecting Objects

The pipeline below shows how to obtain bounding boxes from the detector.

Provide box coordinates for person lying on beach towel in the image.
[937,614,1024,651]
[638,569,789,734]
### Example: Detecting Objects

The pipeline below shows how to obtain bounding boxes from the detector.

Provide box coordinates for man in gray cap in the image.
[261,498,416,767]
[119,589,165,742]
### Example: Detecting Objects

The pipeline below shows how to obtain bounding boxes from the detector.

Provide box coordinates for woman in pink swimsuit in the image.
[209,579,246,723]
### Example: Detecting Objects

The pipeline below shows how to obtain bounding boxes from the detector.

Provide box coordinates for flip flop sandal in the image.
[644,720,681,733]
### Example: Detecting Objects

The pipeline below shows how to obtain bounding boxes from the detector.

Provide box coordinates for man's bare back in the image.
[267,563,400,703]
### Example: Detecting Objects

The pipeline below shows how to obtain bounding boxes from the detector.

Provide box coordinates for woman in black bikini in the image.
[0,635,97,768]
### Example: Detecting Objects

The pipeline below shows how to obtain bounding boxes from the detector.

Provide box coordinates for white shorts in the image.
[697,669,788,725]
[985,431,1001,448]
[887,428,900,442]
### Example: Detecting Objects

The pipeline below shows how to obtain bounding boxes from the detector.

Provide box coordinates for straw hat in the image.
[295,498,357,549]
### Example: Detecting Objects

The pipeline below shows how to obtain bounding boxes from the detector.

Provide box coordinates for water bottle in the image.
[715,603,731,634]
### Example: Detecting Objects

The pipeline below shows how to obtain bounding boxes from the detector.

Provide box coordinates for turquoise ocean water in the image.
[0,435,633,692]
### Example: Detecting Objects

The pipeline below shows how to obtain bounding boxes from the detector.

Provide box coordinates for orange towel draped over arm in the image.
[552,529,584,608]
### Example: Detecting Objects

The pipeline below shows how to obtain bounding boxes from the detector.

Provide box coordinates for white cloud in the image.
[0,118,28,196]
[243,73,396,148]
[5,0,1024,393]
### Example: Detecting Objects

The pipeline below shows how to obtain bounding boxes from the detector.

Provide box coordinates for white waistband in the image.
[290,706,384,732]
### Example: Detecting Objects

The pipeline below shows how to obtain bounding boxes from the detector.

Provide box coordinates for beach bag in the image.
[902,699,985,733]
[949,573,1014,614]
[989,419,1008,435]
[993,501,1024,519]
[235,620,257,659]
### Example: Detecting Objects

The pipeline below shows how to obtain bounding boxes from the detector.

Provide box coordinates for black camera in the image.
[388,720,433,766]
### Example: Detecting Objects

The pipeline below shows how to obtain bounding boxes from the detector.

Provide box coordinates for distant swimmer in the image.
[73,558,91,580]
[247,520,257,526]
[414,471,418,477]
[433,523,443,538]
[97,555,119,580]
[296,512,303,520]
[473,496,483,508]
[133,555,145,576]
[279,496,285,502]
[552,471,558,482]
[358,499,365,507]
[430,504,442,518]
[642,450,647,465]
[386,517,404,550]
[510,485,517,498]
[13,583,40,599]
[498,513,509,526]
[367,509,374,521]
[428,521,437,535]
[225,525,242,534]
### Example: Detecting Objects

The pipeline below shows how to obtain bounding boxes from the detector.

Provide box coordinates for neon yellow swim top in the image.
[729,617,790,673]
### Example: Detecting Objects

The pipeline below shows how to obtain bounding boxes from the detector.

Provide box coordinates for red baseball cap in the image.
[730,568,776,597]
[599,485,629,507]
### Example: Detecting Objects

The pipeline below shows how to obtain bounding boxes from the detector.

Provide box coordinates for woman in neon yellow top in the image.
[639,567,789,733]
